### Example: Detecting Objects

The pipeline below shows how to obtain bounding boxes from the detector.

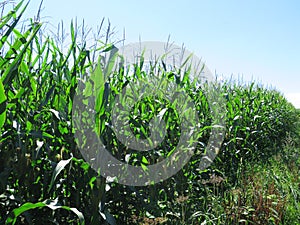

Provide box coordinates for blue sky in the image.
[23,0,300,107]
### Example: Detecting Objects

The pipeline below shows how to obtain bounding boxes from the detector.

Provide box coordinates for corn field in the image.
[0,1,299,224]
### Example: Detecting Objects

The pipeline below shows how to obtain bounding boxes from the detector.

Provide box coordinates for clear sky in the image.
[22,0,300,108]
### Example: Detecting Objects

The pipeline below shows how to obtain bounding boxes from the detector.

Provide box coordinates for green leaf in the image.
[2,23,42,86]
[42,132,54,139]
[39,84,55,109]
[6,198,84,225]
[0,0,29,50]
[0,79,6,130]
[91,59,105,112]
[141,163,148,172]
[142,156,149,165]
[48,156,73,193]
[103,46,118,78]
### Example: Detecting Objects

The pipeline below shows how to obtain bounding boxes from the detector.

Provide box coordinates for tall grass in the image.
[0,1,299,224]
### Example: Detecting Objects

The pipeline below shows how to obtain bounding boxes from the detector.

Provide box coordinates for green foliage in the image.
[0,79,6,130]
[6,199,85,225]
[0,1,299,224]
